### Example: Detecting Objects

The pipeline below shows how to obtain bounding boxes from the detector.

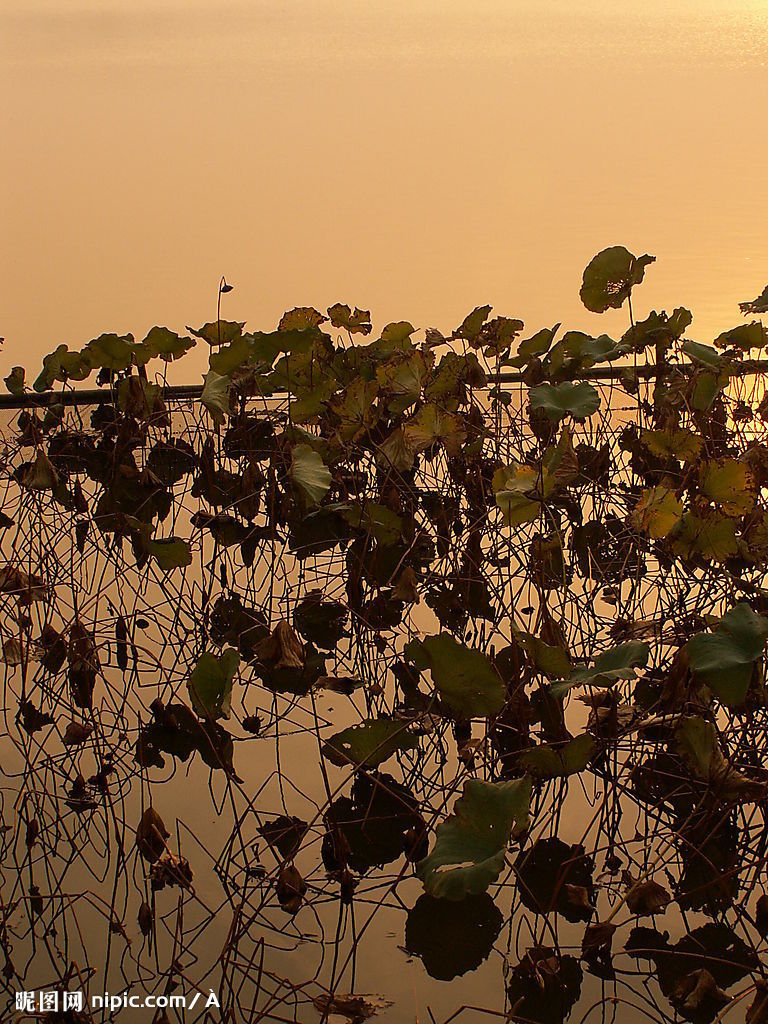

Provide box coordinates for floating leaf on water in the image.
[416,776,531,899]
[312,992,393,1023]
[294,590,349,650]
[259,815,308,861]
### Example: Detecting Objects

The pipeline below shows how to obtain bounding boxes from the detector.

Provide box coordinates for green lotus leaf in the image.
[407,633,506,718]
[327,303,372,335]
[187,648,240,720]
[322,717,418,768]
[672,512,739,562]
[687,603,768,706]
[454,305,492,342]
[290,444,332,506]
[623,307,692,352]
[82,332,147,371]
[416,776,531,900]
[34,344,93,392]
[343,501,403,545]
[147,537,193,570]
[403,403,467,457]
[682,340,723,368]
[517,734,596,779]
[200,370,231,424]
[632,486,683,539]
[508,324,560,367]
[4,367,24,397]
[187,320,245,346]
[579,245,655,313]
[553,641,649,696]
[676,716,765,802]
[329,379,379,440]
[278,306,327,331]
[492,462,540,526]
[700,459,754,515]
[140,326,195,362]
[714,321,768,351]
[530,382,600,421]
[640,428,703,462]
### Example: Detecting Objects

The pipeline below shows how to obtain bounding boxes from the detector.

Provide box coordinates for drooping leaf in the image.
[714,321,768,351]
[327,303,372,335]
[417,776,532,899]
[200,370,231,424]
[14,452,60,492]
[290,444,332,506]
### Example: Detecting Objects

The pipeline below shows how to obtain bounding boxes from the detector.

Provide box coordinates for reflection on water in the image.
[1,331,768,1022]
[2,0,768,380]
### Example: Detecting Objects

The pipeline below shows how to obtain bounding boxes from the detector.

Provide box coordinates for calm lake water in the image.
[1,0,768,379]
